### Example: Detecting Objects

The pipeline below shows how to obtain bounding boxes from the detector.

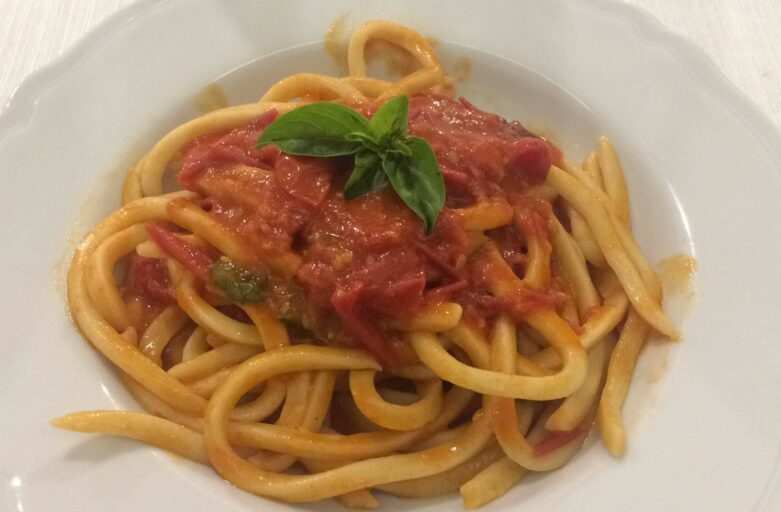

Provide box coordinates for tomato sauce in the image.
[160,94,565,361]
[126,255,174,305]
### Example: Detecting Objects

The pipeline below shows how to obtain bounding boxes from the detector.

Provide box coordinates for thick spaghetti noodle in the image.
[54,20,680,509]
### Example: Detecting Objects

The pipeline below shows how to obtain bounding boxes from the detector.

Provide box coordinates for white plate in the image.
[1,0,780,510]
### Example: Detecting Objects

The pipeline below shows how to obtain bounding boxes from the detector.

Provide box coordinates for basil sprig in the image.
[209,260,266,304]
[257,96,445,233]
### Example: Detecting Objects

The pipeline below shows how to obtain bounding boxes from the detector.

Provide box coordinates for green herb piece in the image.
[256,102,370,156]
[209,260,266,304]
[368,95,409,141]
[344,151,389,200]
[383,137,445,234]
[256,96,445,234]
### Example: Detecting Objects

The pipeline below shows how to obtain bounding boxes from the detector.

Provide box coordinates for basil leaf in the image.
[256,102,370,156]
[387,139,413,157]
[345,130,382,154]
[383,137,445,234]
[209,260,266,304]
[369,95,409,141]
[344,151,388,200]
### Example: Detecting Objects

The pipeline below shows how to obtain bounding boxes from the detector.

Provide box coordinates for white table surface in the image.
[2,0,780,132]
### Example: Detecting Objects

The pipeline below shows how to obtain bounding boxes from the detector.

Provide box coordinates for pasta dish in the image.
[54,20,680,509]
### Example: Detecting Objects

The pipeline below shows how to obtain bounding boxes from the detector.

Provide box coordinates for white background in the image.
[1,0,781,131]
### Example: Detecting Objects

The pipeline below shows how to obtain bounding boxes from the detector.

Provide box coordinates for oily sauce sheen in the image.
[146,95,564,355]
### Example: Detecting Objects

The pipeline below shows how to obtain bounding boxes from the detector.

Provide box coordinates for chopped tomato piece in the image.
[415,241,460,280]
[506,137,553,184]
[126,255,173,304]
[331,283,397,366]
[145,223,215,281]
[426,279,468,301]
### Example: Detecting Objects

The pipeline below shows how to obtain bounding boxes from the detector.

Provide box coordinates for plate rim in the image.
[1,0,779,510]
